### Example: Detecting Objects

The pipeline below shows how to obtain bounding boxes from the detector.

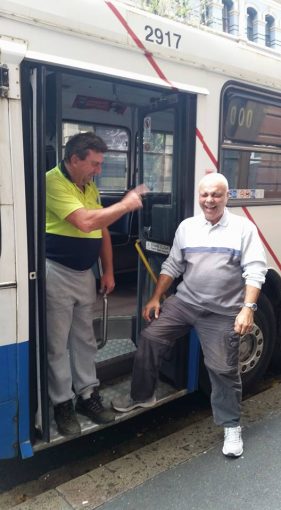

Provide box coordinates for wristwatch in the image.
[243,302,258,311]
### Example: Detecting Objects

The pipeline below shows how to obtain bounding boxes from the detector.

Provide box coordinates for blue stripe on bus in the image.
[17,341,33,459]
[0,341,33,459]
[0,342,18,458]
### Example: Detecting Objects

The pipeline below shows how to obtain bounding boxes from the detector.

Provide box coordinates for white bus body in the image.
[0,0,280,458]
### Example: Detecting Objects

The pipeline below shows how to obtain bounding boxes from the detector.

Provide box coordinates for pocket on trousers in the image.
[225,333,240,367]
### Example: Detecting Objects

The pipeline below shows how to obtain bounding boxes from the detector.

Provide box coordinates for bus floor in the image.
[34,376,189,451]
[35,265,195,450]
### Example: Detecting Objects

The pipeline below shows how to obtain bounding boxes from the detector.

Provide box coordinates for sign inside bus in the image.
[224,94,281,147]
[72,95,127,114]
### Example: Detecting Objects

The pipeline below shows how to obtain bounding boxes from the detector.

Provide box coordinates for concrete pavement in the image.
[11,381,281,510]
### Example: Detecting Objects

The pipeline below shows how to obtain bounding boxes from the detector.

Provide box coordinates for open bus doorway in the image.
[21,61,197,448]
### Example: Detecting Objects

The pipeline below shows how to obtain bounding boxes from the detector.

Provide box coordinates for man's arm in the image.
[142,224,185,322]
[235,221,268,336]
[234,284,261,336]
[99,228,115,295]
[66,185,146,232]
[143,274,174,322]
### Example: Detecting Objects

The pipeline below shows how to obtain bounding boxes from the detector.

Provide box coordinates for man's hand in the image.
[142,297,161,322]
[234,307,254,336]
[121,184,149,212]
[100,272,115,295]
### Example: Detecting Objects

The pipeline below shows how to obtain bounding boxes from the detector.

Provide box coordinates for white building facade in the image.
[124,0,281,51]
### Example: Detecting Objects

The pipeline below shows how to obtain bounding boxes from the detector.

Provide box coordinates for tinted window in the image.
[221,87,281,201]
[224,92,281,147]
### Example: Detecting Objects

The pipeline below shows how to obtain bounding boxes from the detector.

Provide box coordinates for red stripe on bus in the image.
[105,1,176,89]
[242,206,281,271]
[106,2,280,272]
[195,128,218,168]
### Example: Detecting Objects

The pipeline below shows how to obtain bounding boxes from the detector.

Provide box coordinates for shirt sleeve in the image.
[46,174,84,220]
[241,222,268,289]
[160,224,186,278]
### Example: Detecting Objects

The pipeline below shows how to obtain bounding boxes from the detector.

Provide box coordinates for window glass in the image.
[143,132,173,192]
[224,93,281,146]
[140,108,175,245]
[62,123,94,145]
[247,8,257,41]
[222,150,281,199]
[221,87,281,201]
[265,15,275,48]
[222,0,233,33]
[95,126,129,151]
[95,152,128,190]
[62,122,129,190]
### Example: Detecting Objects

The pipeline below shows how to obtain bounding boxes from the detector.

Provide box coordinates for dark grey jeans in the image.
[131,295,241,427]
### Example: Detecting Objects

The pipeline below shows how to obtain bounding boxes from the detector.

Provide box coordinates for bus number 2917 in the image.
[144,25,181,49]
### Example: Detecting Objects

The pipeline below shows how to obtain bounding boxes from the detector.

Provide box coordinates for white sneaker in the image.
[222,426,243,457]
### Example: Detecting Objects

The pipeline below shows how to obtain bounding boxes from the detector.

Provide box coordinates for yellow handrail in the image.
[134,239,157,284]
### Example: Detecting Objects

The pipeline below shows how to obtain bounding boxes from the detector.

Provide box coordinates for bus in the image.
[0,0,281,459]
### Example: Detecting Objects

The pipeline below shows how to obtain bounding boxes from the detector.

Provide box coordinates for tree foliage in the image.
[136,0,191,20]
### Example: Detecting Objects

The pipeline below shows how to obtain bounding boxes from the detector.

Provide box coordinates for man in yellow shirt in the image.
[46,131,145,436]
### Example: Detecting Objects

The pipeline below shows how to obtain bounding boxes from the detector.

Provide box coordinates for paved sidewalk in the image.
[98,411,281,510]
[12,382,281,510]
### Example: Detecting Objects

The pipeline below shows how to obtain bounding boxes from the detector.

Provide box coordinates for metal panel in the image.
[0,343,17,459]
[18,341,33,459]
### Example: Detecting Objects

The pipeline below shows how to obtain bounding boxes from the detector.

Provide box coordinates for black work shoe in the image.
[54,399,81,437]
[76,389,115,424]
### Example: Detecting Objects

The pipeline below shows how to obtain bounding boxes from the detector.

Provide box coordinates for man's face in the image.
[199,181,228,225]
[72,150,104,184]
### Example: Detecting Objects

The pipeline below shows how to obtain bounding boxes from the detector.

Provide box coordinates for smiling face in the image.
[199,175,229,225]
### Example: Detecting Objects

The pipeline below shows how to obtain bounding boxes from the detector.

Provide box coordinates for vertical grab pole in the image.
[97,258,108,349]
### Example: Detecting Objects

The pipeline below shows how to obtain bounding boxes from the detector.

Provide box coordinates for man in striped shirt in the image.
[113,173,267,457]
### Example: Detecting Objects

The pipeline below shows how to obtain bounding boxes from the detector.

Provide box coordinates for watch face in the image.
[245,303,257,311]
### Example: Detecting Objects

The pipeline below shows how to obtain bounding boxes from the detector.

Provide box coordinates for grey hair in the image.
[198,173,229,191]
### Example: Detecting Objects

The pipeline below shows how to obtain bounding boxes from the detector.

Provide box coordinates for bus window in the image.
[143,131,173,193]
[222,149,281,199]
[220,86,281,201]
[62,122,129,191]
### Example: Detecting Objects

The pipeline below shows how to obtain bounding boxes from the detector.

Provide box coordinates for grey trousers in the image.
[131,295,241,427]
[46,259,99,405]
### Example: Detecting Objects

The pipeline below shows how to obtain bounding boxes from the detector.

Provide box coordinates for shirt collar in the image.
[200,208,229,227]
[59,160,73,182]
[59,160,91,191]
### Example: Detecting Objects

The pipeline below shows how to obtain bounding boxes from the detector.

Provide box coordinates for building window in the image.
[247,7,257,41]
[222,0,233,33]
[265,14,275,47]
[201,1,210,25]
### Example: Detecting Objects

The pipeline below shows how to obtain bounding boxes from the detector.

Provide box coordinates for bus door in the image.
[137,93,196,389]
[21,62,50,444]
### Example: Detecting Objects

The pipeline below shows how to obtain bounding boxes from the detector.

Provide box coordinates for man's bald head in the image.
[198,173,229,225]
[198,173,229,192]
